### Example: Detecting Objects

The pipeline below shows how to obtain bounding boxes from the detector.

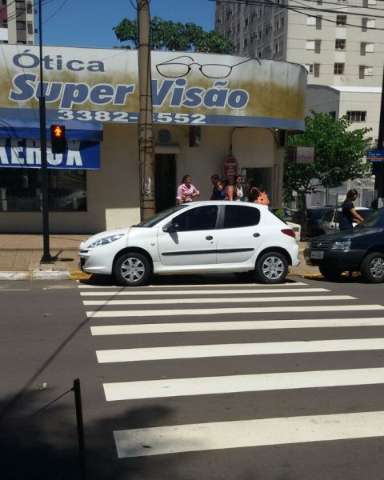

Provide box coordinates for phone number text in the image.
[57,110,207,125]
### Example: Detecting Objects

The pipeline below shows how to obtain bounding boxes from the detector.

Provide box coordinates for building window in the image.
[316,16,322,29]
[16,20,26,31]
[334,63,345,74]
[307,16,316,26]
[336,15,347,26]
[0,170,87,212]
[335,39,346,50]
[346,111,367,122]
[27,22,33,35]
[306,40,321,52]
[26,2,33,14]
[363,0,377,5]
[362,17,375,31]
[329,111,336,119]
[360,42,375,55]
[359,65,373,78]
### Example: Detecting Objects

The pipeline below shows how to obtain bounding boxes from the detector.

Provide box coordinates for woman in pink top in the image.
[176,175,200,204]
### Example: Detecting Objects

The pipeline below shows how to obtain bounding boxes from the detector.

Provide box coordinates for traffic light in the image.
[50,124,67,154]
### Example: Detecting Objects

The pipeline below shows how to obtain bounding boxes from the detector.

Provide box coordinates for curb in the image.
[0,270,92,281]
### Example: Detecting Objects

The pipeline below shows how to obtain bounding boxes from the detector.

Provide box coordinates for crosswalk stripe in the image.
[104,367,384,401]
[96,337,384,363]
[114,410,384,458]
[78,282,308,289]
[80,287,328,297]
[90,317,384,336]
[87,304,384,318]
[83,295,354,306]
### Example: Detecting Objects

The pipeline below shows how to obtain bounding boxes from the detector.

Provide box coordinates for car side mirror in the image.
[163,222,178,233]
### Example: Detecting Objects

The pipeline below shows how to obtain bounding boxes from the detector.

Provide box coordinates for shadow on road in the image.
[0,390,178,480]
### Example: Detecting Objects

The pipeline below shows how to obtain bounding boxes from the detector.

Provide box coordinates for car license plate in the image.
[310,251,324,260]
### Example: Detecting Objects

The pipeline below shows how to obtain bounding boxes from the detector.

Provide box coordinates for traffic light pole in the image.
[38,0,52,263]
[137,0,155,220]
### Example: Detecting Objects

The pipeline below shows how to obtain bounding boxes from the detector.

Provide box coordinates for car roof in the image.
[182,201,269,208]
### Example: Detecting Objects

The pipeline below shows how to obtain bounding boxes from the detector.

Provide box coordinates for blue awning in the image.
[0,107,103,141]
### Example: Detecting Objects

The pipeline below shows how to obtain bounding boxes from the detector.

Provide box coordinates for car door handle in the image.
[253,233,260,238]
[206,235,213,241]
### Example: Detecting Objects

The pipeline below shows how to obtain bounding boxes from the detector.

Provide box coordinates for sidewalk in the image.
[0,234,88,279]
[0,234,320,279]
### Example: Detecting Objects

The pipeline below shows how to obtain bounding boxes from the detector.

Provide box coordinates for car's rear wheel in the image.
[361,252,384,283]
[113,252,151,286]
[255,251,288,284]
[319,264,343,281]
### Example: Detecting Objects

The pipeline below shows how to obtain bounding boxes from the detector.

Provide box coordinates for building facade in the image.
[216,0,383,140]
[0,0,34,45]
[0,45,306,233]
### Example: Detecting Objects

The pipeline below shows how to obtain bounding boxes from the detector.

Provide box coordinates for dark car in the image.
[306,206,333,237]
[306,208,384,283]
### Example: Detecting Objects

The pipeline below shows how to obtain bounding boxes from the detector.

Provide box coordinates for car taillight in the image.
[281,228,296,238]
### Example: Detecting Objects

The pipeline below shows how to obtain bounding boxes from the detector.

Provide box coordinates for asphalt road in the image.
[2,275,384,479]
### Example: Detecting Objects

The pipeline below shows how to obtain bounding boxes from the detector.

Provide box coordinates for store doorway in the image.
[155,154,176,213]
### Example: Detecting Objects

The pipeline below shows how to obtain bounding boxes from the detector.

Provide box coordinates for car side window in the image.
[224,205,260,228]
[174,206,218,232]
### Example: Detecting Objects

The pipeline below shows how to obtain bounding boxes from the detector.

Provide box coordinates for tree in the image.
[284,112,372,210]
[113,16,234,54]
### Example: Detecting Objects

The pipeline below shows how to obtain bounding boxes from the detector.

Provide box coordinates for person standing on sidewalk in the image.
[340,189,364,231]
[176,175,200,204]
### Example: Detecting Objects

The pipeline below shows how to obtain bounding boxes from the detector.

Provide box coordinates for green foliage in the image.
[113,16,233,54]
[284,112,372,200]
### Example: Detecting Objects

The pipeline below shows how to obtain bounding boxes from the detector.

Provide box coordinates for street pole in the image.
[137,0,155,220]
[38,0,52,263]
[373,65,384,206]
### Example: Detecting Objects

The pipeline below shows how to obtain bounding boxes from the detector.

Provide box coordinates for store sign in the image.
[0,139,100,170]
[0,46,306,130]
[367,149,384,162]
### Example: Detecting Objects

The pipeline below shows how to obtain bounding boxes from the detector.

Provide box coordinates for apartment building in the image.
[0,0,34,45]
[215,0,384,139]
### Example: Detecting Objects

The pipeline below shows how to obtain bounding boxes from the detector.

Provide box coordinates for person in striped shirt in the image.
[176,175,200,204]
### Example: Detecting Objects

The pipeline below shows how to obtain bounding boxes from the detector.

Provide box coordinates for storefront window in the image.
[0,169,87,212]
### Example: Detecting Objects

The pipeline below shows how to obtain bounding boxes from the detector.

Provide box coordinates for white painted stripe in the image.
[96,337,384,363]
[114,410,384,458]
[104,367,384,401]
[87,304,384,318]
[80,287,327,297]
[90,317,384,336]
[83,295,353,306]
[78,282,308,289]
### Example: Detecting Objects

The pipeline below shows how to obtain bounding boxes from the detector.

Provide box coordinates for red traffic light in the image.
[51,124,65,138]
[50,124,67,154]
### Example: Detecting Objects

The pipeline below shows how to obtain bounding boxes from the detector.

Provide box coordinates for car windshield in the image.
[355,208,384,229]
[134,205,188,228]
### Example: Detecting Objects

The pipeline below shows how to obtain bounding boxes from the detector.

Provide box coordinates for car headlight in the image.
[88,234,124,248]
[331,240,351,252]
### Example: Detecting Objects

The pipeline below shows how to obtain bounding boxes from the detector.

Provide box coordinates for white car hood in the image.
[81,228,130,249]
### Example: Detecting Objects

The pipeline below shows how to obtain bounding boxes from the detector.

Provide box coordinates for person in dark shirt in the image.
[210,175,225,200]
[339,189,364,231]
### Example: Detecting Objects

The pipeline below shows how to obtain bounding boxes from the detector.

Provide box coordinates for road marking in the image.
[87,304,384,318]
[80,287,327,297]
[78,282,308,289]
[96,337,384,363]
[83,295,354,306]
[104,367,384,401]
[90,317,384,336]
[114,410,384,458]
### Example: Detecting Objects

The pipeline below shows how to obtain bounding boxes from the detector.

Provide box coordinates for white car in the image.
[79,201,300,285]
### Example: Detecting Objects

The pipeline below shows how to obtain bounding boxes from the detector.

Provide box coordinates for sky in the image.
[44,0,215,49]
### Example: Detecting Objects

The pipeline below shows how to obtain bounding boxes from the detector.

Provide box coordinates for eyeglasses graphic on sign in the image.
[156,55,254,79]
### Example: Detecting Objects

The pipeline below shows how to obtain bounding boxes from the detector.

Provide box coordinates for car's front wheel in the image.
[361,252,384,283]
[113,252,151,286]
[255,251,288,284]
